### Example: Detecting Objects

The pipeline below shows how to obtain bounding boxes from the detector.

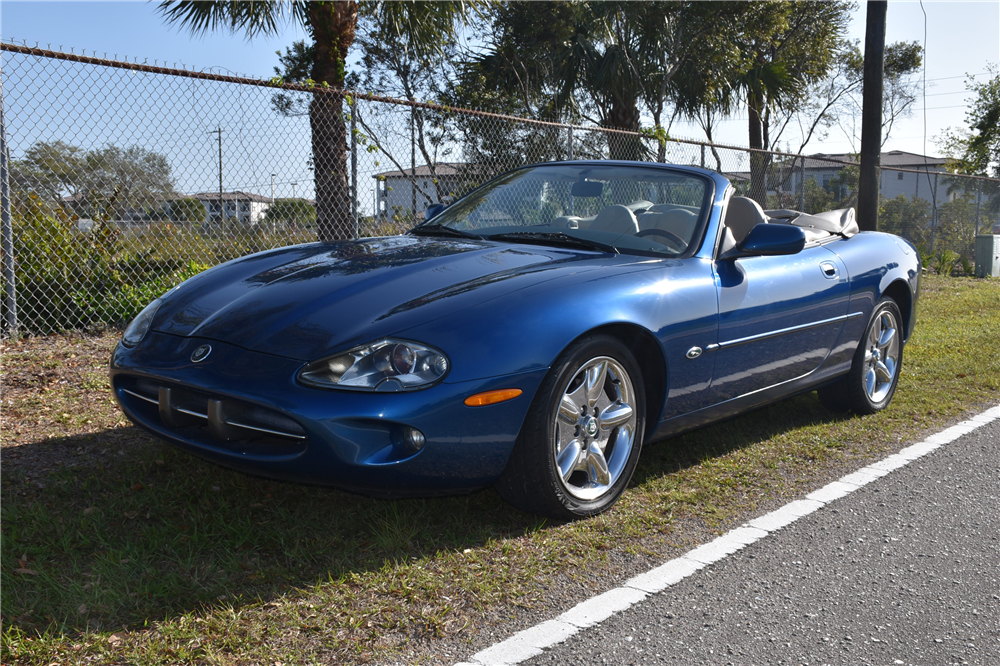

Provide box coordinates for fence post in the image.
[350,98,358,239]
[700,144,705,168]
[568,126,574,161]
[410,105,416,222]
[928,171,938,252]
[975,179,982,235]
[0,85,17,340]
[799,156,805,212]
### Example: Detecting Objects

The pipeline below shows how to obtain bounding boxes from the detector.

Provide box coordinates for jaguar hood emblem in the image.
[190,344,212,363]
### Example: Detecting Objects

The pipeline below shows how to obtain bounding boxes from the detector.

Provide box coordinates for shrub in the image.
[3,199,212,334]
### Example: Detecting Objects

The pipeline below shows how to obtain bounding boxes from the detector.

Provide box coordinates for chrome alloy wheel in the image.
[863,309,900,403]
[552,356,637,501]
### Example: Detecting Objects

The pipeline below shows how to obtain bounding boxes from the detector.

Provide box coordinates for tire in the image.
[818,298,904,415]
[496,334,646,520]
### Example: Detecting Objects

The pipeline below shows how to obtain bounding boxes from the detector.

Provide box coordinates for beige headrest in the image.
[725,197,767,243]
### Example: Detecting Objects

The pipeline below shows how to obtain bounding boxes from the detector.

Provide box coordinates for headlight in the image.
[297,339,449,391]
[121,299,162,348]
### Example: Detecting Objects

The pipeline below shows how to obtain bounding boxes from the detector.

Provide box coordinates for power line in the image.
[923,90,973,97]
[923,72,989,82]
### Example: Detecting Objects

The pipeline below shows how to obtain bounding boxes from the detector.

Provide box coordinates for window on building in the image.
[897,172,904,180]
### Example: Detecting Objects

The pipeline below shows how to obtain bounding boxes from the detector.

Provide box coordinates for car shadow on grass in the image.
[1,425,542,636]
[2,392,851,636]
[632,392,856,488]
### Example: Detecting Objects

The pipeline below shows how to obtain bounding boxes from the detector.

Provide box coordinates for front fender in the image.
[400,256,720,419]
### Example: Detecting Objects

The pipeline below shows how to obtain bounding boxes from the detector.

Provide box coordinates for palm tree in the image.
[158,1,470,241]
[725,1,850,205]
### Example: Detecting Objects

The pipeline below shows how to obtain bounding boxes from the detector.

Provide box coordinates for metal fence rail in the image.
[2,41,998,338]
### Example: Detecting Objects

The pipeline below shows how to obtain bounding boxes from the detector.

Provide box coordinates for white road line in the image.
[455,404,1000,666]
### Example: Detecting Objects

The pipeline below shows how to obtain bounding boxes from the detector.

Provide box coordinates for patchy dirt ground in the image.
[2,332,159,478]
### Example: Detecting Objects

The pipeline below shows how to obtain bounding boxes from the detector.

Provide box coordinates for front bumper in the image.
[110,331,546,495]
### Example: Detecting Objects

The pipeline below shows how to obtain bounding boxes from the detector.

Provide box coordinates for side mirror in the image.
[737,223,806,256]
[425,203,446,220]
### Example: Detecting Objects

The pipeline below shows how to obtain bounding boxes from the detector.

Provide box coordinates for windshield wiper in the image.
[487,231,618,254]
[409,223,483,240]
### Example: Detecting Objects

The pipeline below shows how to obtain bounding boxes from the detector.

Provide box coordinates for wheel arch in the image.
[573,322,667,441]
[881,279,914,342]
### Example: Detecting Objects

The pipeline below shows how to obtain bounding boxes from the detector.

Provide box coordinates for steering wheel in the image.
[636,227,688,252]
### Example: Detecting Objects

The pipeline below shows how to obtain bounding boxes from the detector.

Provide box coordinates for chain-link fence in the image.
[3,41,999,339]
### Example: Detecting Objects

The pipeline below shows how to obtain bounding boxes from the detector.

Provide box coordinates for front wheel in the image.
[496,335,646,520]
[818,298,903,415]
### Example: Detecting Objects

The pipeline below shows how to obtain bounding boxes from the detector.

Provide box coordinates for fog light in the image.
[402,427,426,452]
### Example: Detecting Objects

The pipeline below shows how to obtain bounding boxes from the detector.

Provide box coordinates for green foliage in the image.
[4,197,316,335]
[168,197,207,223]
[800,168,858,215]
[4,199,212,333]
[935,194,980,257]
[264,198,317,227]
[931,250,961,276]
[940,65,1000,179]
[879,194,931,247]
[11,141,175,221]
[802,178,836,215]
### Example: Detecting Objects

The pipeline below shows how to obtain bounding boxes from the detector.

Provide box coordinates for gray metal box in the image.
[974,235,1000,278]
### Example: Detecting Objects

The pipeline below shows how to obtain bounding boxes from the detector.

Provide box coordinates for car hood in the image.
[152,236,612,360]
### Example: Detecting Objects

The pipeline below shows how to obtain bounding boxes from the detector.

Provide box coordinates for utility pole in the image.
[208,127,223,221]
[858,1,887,231]
[270,173,276,204]
[292,182,298,200]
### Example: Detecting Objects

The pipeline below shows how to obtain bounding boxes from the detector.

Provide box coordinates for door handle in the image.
[820,261,839,279]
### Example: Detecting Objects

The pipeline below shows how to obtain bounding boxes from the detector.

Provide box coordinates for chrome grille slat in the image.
[175,406,208,419]
[224,419,307,440]
[120,379,306,443]
[121,387,158,405]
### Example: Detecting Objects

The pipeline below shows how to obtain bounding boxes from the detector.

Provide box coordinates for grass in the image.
[2,274,999,665]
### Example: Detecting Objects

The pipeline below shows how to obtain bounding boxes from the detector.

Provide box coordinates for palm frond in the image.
[157,1,308,39]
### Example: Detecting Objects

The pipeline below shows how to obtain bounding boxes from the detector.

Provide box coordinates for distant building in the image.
[185,191,273,224]
[372,163,472,221]
[773,151,954,202]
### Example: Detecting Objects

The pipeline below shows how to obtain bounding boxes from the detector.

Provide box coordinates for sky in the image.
[2,1,998,204]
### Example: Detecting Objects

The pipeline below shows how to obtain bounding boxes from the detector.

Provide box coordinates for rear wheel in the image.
[496,335,645,520]
[818,298,903,415]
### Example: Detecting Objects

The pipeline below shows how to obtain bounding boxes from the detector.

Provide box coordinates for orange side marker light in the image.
[464,388,523,407]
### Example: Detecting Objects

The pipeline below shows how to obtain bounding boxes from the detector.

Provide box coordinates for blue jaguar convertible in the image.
[111,162,919,519]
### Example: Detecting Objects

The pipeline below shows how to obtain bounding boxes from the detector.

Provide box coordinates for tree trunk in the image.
[602,93,642,161]
[748,91,767,207]
[309,2,358,241]
[858,0,887,232]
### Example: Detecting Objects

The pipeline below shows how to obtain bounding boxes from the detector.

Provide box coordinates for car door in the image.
[707,244,850,404]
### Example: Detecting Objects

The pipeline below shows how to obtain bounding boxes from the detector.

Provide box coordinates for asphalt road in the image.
[524,418,1000,666]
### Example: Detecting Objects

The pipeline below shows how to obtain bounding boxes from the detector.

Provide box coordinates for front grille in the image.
[117,376,308,454]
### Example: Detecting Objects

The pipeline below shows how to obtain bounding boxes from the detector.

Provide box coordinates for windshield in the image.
[414,164,711,257]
